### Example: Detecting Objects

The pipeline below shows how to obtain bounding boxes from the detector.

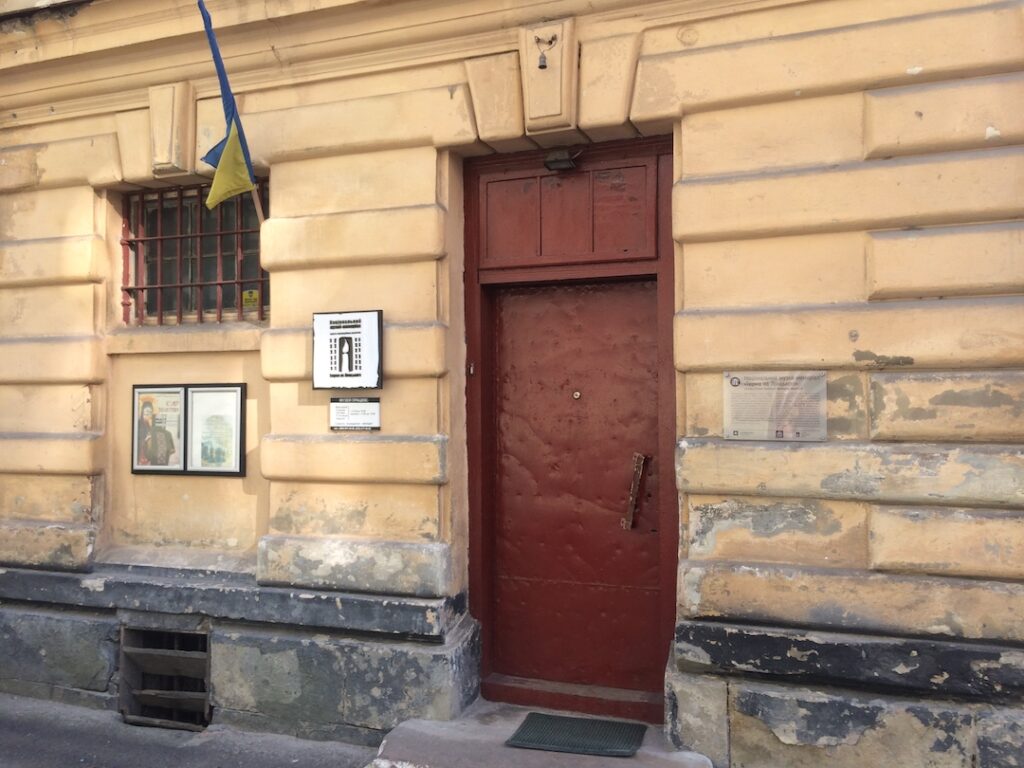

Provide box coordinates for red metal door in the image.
[492,280,663,691]
[466,140,674,723]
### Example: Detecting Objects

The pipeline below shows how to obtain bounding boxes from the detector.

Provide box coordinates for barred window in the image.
[121,181,269,325]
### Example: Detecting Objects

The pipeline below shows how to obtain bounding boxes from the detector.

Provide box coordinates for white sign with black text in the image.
[723,371,827,442]
[312,310,383,389]
[330,398,381,431]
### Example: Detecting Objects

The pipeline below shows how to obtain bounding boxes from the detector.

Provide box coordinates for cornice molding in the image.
[0,0,817,130]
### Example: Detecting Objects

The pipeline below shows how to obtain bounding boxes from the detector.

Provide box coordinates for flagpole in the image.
[250,188,266,225]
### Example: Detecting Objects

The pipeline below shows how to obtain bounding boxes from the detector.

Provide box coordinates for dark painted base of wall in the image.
[667,620,1024,768]
[0,565,480,744]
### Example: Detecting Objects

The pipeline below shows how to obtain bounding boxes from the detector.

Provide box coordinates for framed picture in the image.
[186,384,246,476]
[132,386,186,473]
[312,310,383,389]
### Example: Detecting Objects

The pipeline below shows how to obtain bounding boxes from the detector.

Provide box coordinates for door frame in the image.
[464,137,677,713]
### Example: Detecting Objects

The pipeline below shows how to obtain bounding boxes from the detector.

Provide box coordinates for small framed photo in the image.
[186,384,246,476]
[132,386,186,473]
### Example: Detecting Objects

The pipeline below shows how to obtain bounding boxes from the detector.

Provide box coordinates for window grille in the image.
[121,181,269,325]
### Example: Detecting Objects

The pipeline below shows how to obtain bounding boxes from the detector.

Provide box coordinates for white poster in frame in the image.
[186,384,246,475]
[312,310,383,389]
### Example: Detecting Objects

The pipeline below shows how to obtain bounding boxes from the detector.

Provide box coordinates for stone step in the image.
[366,699,712,768]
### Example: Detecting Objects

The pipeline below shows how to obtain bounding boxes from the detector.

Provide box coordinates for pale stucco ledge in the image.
[257,534,452,598]
[105,323,262,355]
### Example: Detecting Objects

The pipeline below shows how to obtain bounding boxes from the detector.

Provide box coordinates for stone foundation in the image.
[666,622,1024,768]
[0,565,479,744]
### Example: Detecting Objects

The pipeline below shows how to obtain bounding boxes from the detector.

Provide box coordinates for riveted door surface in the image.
[466,139,674,720]
[491,278,663,692]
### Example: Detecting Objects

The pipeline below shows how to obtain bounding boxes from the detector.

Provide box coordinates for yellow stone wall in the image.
[0,0,1020,647]
[664,2,1024,652]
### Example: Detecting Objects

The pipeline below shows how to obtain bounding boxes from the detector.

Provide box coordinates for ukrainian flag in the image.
[198,0,256,209]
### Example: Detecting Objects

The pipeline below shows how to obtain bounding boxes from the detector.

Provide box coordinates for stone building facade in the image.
[0,0,1022,765]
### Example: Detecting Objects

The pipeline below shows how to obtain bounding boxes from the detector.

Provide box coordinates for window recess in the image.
[121,181,269,325]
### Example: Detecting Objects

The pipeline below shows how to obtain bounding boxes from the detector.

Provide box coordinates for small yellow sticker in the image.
[242,289,260,311]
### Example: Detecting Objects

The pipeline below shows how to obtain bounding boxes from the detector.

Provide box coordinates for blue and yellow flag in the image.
[198,0,255,209]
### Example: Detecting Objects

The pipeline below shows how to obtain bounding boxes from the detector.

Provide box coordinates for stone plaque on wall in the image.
[723,371,827,441]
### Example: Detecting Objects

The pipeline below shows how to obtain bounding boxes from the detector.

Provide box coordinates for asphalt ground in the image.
[0,692,376,768]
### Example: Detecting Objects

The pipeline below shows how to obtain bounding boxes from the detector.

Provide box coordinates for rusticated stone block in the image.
[210,615,479,738]
[688,496,868,568]
[677,439,1024,508]
[0,434,101,476]
[730,682,974,768]
[0,474,95,524]
[0,520,95,570]
[578,34,641,142]
[681,232,866,310]
[267,480,439,540]
[676,296,1024,371]
[870,371,1024,442]
[675,147,1024,242]
[681,94,862,178]
[0,187,97,241]
[268,379,440,438]
[232,86,477,167]
[257,534,451,597]
[0,604,117,693]
[0,284,95,338]
[675,620,1024,701]
[665,668,729,768]
[865,73,1024,159]
[0,135,121,192]
[0,337,104,384]
[868,223,1024,300]
[870,506,1024,580]
[260,435,446,485]
[464,52,532,152]
[681,562,1024,642]
[261,206,446,272]
[684,372,869,440]
[271,261,439,326]
[269,146,439,217]
[0,235,104,289]
[0,385,93,434]
[631,3,1024,127]
[978,710,1024,768]
[261,324,446,382]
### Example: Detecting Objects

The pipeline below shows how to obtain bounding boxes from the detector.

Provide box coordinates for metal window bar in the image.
[121,182,268,325]
[235,191,243,321]
[176,191,183,325]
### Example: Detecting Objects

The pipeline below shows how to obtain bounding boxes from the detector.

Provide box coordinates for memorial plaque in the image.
[330,397,381,431]
[723,371,827,441]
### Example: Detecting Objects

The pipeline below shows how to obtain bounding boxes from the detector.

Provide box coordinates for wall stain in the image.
[931,385,1021,416]
[0,2,90,33]
[827,374,867,436]
[853,350,914,367]
[691,498,841,549]
[893,391,938,421]
[736,688,884,747]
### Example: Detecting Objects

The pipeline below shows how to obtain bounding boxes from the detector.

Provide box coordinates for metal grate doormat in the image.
[505,712,647,757]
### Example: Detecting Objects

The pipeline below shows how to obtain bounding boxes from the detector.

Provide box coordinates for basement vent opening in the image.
[119,627,211,731]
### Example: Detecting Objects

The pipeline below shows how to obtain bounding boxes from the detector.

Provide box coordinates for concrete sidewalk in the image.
[370,699,712,768]
[0,691,713,768]
[0,692,376,768]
